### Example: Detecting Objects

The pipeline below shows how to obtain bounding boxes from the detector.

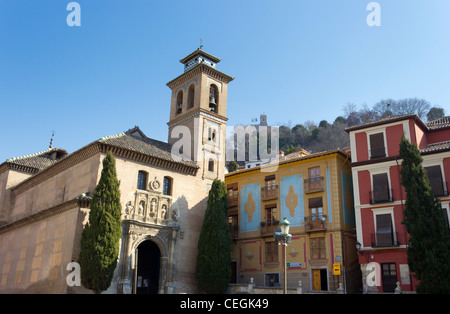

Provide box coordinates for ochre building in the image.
[225,149,361,293]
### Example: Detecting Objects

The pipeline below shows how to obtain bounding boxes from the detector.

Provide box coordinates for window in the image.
[443,208,450,228]
[187,84,195,109]
[265,241,278,263]
[375,214,395,247]
[176,91,183,114]
[227,183,239,207]
[207,127,216,143]
[306,167,323,192]
[208,158,214,172]
[137,171,147,190]
[163,176,172,196]
[265,204,276,225]
[371,173,392,203]
[309,197,323,221]
[425,165,447,196]
[310,237,326,259]
[262,175,277,200]
[265,175,276,190]
[369,132,386,159]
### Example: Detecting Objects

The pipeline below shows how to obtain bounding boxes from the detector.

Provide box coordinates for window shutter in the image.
[369,133,385,158]
[308,197,323,208]
[376,214,393,246]
[425,166,444,196]
[373,173,388,190]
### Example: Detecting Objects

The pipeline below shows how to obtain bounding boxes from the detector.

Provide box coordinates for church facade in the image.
[0,49,233,294]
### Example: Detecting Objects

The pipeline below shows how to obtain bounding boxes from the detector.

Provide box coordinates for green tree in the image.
[427,107,445,122]
[196,179,232,293]
[399,135,450,293]
[78,152,122,294]
[226,160,239,172]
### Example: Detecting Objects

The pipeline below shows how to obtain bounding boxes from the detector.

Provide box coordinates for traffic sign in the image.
[333,263,341,275]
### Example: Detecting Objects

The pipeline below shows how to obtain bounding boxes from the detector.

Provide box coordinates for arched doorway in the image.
[136,240,161,294]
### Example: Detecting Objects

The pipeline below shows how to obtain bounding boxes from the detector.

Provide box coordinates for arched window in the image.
[187,84,195,109]
[209,84,219,113]
[163,176,173,196]
[137,171,148,190]
[208,158,214,172]
[176,91,183,114]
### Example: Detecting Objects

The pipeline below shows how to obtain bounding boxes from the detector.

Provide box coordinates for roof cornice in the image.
[167,63,234,89]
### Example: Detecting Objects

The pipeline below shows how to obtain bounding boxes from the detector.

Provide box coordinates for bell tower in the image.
[167,48,234,180]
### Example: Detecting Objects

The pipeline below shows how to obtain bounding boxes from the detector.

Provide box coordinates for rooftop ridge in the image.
[6,148,54,162]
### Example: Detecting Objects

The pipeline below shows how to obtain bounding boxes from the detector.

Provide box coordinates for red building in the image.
[346,114,450,293]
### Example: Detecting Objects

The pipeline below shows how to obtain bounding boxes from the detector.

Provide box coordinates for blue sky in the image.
[1,0,449,162]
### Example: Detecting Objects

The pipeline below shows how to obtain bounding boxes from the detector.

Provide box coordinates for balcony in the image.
[370,189,394,204]
[228,192,239,207]
[304,215,327,232]
[371,232,400,248]
[261,185,278,201]
[260,221,279,236]
[304,177,325,193]
[429,179,449,197]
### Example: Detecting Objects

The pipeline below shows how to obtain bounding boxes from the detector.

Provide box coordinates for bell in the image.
[209,95,217,111]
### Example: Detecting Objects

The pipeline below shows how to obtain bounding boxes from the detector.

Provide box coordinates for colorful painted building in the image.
[225,149,361,293]
[345,114,450,293]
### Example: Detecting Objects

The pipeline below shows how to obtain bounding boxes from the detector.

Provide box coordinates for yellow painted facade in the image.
[225,150,361,293]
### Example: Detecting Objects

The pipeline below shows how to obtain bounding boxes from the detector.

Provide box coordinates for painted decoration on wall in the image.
[240,182,261,232]
[341,171,355,226]
[280,174,304,227]
[239,240,262,272]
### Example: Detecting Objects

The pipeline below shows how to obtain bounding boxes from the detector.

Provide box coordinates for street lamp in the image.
[275,217,291,294]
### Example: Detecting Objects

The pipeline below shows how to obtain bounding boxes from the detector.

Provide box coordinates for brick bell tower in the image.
[166,48,234,181]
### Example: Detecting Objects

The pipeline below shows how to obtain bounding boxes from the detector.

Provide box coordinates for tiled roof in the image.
[426,116,450,130]
[226,149,349,177]
[345,114,418,132]
[98,127,199,169]
[5,148,68,173]
[421,140,450,153]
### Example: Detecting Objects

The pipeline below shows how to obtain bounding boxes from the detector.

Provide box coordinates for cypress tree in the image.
[78,152,122,294]
[399,135,450,293]
[196,179,232,293]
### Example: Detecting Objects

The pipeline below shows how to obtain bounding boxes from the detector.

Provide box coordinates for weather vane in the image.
[200,38,204,50]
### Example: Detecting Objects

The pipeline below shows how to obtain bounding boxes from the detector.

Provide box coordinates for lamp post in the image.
[275,217,291,294]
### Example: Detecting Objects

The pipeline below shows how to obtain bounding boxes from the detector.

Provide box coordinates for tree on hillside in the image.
[196,179,232,293]
[427,107,445,122]
[399,135,450,293]
[78,152,122,294]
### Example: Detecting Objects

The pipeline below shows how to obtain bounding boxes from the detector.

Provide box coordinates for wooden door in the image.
[381,263,397,292]
[312,269,321,290]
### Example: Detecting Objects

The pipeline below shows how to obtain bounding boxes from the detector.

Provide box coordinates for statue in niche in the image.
[161,204,167,220]
[285,185,298,217]
[171,207,179,222]
[244,193,256,222]
[138,201,145,216]
[151,198,157,212]
[125,201,133,215]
